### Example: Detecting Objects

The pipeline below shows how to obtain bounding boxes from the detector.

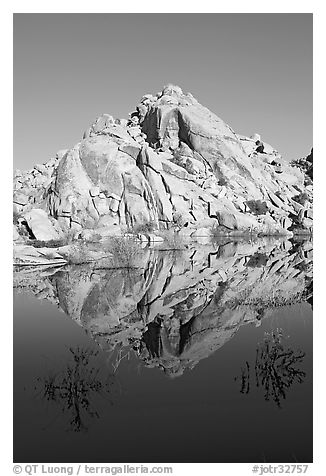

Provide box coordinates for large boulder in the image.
[48,134,159,234]
[23,208,63,241]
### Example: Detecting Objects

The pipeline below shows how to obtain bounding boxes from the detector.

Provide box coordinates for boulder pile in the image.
[13,84,313,242]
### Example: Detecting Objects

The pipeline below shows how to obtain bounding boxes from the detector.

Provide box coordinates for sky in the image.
[13,13,312,170]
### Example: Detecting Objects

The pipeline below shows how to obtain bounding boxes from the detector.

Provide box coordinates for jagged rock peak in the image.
[160,83,184,96]
[137,84,198,110]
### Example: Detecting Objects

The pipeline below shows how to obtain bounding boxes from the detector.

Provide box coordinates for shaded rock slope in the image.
[14,84,312,242]
[14,239,313,377]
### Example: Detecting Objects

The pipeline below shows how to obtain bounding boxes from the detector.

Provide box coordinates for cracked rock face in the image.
[13,84,313,239]
[47,136,159,234]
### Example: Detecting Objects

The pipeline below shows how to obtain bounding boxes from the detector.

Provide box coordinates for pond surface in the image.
[13,238,313,463]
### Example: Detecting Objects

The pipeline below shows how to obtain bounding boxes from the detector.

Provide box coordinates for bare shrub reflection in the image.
[235,329,306,407]
[35,347,117,432]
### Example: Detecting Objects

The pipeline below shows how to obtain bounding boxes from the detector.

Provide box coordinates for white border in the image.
[2,3,324,475]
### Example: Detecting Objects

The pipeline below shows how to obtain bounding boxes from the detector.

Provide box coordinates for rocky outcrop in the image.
[290,148,313,185]
[13,151,65,213]
[14,239,313,377]
[13,85,313,242]
[13,244,67,266]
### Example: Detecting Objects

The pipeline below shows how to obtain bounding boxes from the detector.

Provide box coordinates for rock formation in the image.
[291,148,313,185]
[13,85,313,242]
[14,239,313,377]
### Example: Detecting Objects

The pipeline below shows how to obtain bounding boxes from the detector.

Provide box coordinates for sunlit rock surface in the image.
[13,85,312,243]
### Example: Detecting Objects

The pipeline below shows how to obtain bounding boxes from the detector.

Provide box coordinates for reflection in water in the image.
[235,329,306,407]
[14,237,313,462]
[14,238,313,378]
[35,347,117,432]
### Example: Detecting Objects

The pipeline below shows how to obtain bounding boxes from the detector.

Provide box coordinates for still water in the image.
[13,238,313,463]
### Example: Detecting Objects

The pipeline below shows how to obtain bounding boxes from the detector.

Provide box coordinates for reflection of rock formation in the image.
[14,239,312,377]
[235,329,306,407]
